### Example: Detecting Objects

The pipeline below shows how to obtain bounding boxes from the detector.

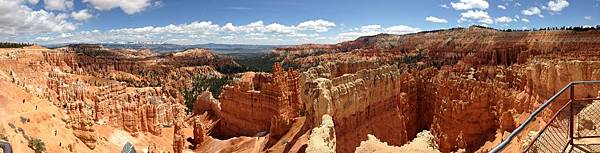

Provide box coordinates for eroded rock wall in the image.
[302,62,421,153]
[66,100,98,149]
[215,63,301,138]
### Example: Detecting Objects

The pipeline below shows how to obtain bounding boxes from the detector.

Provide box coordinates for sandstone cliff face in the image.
[192,90,221,117]
[302,62,420,153]
[66,100,98,149]
[215,63,301,138]
[43,47,228,89]
[276,27,600,69]
[429,77,501,152]
[523,59,600,99]
[298,60,540,153]
[94,84,181,135]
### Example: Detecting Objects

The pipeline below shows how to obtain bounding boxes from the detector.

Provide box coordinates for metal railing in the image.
[491,81,600,153]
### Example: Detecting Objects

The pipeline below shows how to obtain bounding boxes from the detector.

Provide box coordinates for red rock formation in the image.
[193,116,205,146]
[215,63,301,138]
[66,100,98,149]
[276,27,600,69]
[172,104,187,153]
[429,77,500,152]
[192,90,221,117]
[302,62,420,153]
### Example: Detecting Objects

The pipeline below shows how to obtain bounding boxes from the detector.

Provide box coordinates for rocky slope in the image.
[274,27,600,153]
[2,26,600,153]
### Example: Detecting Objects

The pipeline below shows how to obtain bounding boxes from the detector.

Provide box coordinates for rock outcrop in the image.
[355,131,440,153]
[214,63,301,138]
[277,27,600,69]
[429,77,501,152]
[172,104,187,153]
[192,90,221,117]
[306,114,336,153]
[66,100,98,149]
[302,62,420,153]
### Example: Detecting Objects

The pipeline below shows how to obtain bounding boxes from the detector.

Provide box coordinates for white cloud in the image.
[28,20,343,45]
[425,16,448,23]
[83,0,152,14]
[495,16,515,23]
[450,0,489,10]
[338,24,420,40]
[497,5,507,10]
[514,2,521,7]
[44,0,74,11]
[522,7,542,17]
[547,0,569,12]
[385,25,421,34]
[71,9,93,21]
[441,4,449,8]
[0,0,76,37]
[218,19,336,34]
[265,23,294,33]
[34,36,51,41]
[296,19,336,32]
[584,16,592,20]
[28,0,39,4]
[460,10,494,24]
[521,18,530,22]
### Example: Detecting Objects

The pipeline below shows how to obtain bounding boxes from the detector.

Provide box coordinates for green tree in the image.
[182,74,232,113]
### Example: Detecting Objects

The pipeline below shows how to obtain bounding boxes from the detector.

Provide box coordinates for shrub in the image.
[17,127,24,134]
[20,116,30,124]
[0,127,7,141]
[28,138,46,153]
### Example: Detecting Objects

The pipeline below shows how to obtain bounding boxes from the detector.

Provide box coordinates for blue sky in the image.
[0,0,598,45]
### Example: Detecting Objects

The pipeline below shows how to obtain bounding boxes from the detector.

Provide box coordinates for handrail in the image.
[490,80,600,153]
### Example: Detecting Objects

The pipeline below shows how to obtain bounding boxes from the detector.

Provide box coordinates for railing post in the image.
[569,85,575,144]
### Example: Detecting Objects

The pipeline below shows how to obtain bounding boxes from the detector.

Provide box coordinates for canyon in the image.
[1,26,600,153]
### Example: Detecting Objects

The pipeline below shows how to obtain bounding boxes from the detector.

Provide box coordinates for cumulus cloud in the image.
[385,25,421,34]
[547,0,569,12]
[521,18,530,22]
[83,0,152,14]
[522,7,543,17]
[296,19,336,32]
[219,19,336,34]
[425,16,448,23]
[584,16,592,20]
[497,5,507,10]
[28,20,342,44]
[44,0,74,11]
[450,0,489,10]
[460,10,493,24]
[495,16,515,23]
[338,24,420,40]
[71,9,93,21]
[0,0,76,37]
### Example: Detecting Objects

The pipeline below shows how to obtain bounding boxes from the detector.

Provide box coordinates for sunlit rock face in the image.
[214,63,302,138]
